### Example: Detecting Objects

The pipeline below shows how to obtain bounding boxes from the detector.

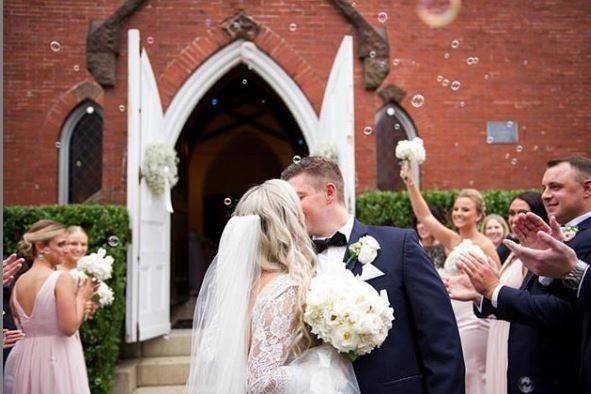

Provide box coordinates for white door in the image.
[318,36,355,213]
[126,29,171,342]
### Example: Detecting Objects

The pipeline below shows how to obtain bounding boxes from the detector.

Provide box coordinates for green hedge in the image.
[3,205,129,394]
[356,189,527,228]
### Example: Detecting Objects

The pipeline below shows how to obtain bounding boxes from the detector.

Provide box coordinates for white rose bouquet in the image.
[304,262,394,361]
[395,137,426,165]
[77,248,113,281]
[443,239,487,275]
[94,281,115,307]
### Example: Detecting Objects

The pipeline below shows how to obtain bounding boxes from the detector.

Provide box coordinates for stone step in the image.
[133,385,186,394]
[137,356,191,387]
[111,358,139,394]
[141,329,192,357]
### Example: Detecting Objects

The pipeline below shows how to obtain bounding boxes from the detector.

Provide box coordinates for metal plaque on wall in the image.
[486,121,519,144]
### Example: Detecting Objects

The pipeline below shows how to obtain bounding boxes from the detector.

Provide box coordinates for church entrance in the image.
[169,64,308,323]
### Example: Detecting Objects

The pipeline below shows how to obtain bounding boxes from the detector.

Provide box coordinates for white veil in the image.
[186,215,261,393]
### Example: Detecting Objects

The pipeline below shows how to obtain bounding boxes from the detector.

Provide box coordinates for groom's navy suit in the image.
[343,219,465,394]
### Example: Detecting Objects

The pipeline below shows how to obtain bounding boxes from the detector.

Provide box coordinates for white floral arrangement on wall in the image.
[142,142,179,212]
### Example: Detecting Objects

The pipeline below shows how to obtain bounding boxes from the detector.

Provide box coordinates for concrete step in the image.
[137,356,191,387]
[141,329,192,357]
[111,358,139,394]
[133,385,186,394]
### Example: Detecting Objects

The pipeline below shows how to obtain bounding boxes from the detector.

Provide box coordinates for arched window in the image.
[376,103,420,191]
[58,101,103,204]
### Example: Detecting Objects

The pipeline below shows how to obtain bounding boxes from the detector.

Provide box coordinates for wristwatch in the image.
[562,260,589,290]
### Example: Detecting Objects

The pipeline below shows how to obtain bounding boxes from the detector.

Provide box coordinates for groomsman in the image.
[282,156,465,394]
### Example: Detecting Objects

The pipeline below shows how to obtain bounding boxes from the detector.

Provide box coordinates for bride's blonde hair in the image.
[234,179,317,356]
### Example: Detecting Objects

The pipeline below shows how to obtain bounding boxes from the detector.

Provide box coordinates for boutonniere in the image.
[346,235,380,269]
[561,225,579,242]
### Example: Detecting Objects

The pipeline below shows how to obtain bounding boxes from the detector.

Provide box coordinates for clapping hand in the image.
[3,254,24,286]
[456,251,500,300]
[512,212,563,249]
[442,273,480,302]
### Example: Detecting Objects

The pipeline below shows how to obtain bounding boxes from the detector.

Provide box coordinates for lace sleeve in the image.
[247,284,298,394]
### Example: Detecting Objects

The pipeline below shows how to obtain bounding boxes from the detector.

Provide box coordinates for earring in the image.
[38,251,44,260]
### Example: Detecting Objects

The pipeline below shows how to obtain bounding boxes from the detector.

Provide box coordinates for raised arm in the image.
[400,162,460,250]
[247,285,298,393]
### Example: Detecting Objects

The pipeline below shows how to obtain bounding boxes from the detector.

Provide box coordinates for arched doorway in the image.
[170,65,308,316]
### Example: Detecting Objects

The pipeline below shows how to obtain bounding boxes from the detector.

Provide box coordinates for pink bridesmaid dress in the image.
[4,270,90,394]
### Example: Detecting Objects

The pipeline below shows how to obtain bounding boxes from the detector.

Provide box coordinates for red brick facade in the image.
[4,1,591,205]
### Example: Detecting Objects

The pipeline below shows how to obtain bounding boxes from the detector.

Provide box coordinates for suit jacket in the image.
[474,216,591,394]
[345,219,465,394]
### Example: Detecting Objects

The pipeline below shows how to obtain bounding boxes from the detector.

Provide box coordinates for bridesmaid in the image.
[4,220,96,394]
[400,162,500,394]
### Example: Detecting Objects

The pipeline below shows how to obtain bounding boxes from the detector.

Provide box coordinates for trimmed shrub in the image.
[3,205,128,394]
[356,189,527,228]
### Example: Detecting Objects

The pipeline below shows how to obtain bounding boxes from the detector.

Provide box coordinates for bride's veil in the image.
[186,215,261,393]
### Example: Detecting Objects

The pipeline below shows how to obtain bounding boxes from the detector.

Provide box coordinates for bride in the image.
[186,179,359,393]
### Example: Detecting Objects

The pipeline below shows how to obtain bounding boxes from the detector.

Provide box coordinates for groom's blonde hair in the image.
[281,156,345,203]
[235,179,317,355]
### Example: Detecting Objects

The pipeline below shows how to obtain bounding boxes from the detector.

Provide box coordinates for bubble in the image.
[516,145,524,152]
[378,12,388,23]
[292,155,302,164]
[50,41,61,52]
[86,106,95,114]
[386,107,396,116]
[442,79,450,87]
[223,197,232,206]
[107,235,120,247]
[454,142,459,147]
[473,57,479,64]
[289,23,297,32]
[411,94,425,108]
[261,99,266,104]
[394,123,401,130]
[523,60,528,66]
[459,101,465,107]
[541,130,546,135]
[507,121,514,127]
[211,98,218,106]
[73,65,80,72]
[505,153,511,159]
[466,57,475,65]
[363,126,373,136]
[242,78,248,85]
[486,136,494,144]
[443,52,450,59]
[369,51,376,58]
[533,145,539,151]
[392,58,401,66]
[205,17,212,28]
[76,160,82,167]
[34,184,40,190]
[417,0,461,28]
[451,39,460,49]
[484,74,490,80]
[517,376,534,393]
[119,105,126,112]
[55,142,61,149]
[469,180,474,186]
[511,158,518,165]
[351,1,356,6]
[450,80,461,91]
[437,75,444,82]
[146,36,154,45]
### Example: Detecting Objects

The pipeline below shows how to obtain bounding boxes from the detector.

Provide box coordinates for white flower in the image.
[311,142,339,163]
[95,281,114,307]
[68,268,88,286]
[77,248,114,281]
[304,262,394,360]
[142,142,179,194]
[349,235,381,265]
[443,239,487,275]
[560,225,579,242]
[395,137,426,164]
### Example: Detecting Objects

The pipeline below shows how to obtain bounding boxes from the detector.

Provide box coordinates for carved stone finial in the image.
[331,0,390,90]
[378,84,407,104]
[220,12,261,42]
[86,0,148,87]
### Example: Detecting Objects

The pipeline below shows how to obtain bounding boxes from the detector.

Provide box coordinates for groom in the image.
[282,156,465,394]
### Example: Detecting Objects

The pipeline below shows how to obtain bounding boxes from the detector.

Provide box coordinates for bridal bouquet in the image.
[69,248,115,307]
[304,262,394,361]
[443,239,487,275]
[395,137,426,164]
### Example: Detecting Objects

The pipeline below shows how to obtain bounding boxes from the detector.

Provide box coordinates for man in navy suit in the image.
[503,156,591,393]
[282,156,465,394]
[456,156,591,393]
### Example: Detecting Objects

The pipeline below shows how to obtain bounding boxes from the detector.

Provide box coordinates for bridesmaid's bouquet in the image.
[395,137,426,165]
[304,262,394,361]
[69,248,115,307]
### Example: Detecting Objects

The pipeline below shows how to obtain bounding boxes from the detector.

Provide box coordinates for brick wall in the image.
[4,0,591,205]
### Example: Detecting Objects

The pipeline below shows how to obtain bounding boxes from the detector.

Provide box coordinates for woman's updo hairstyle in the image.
[17,220,66,261]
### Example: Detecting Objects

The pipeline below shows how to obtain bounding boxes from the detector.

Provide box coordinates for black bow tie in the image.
[313,232,348,253]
